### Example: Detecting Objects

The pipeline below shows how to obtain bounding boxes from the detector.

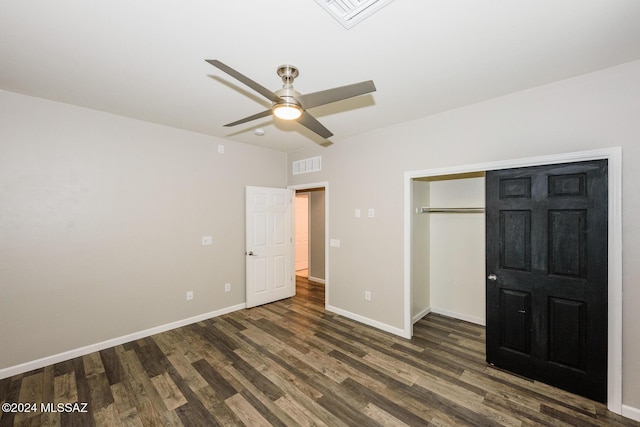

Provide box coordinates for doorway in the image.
[294,188,326,284]
[290,183,328,307]
[295,193,310,277]
[404,148,622,413]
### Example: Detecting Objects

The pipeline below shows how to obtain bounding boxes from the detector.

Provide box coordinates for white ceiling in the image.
[2,1,640,152]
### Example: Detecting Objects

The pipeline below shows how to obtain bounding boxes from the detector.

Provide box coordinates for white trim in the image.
[308,276,326,284]
[327,304,410,338]
[288,182,329,309]
[0,303,246,380]
[430,307,486,326]
[412,306,431,324]
[404,147,622,414]
[622,405,640,423]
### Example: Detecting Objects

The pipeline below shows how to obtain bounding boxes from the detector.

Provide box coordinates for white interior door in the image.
[246,186,294,308]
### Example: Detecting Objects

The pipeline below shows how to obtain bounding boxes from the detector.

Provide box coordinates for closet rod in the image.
[419,207,485,213]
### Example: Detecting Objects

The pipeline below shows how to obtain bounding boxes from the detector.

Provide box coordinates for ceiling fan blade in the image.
[224,109,272,127]
[296,80,376,110]
[297,111,333,139]
[206,59,282,103]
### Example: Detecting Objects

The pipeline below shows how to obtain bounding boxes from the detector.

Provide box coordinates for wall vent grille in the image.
[293,156,322,175]
[314,0,395,29]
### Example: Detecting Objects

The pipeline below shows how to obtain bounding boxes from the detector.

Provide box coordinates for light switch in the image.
[355,209,361,218]
[330,239,341,248]
[202,236,213,245]
[368,208,375,218]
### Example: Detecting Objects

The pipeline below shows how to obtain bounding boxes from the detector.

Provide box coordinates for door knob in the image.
[488,274,497,281]
[246,251,257,256]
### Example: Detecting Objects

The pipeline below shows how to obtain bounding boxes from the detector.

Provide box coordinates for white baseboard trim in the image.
[622,404,640,422]
[308,276,326,284]
[412,307,432,324]
[0,303,246,380]
[430,307,486,326]
[326,305,410,339]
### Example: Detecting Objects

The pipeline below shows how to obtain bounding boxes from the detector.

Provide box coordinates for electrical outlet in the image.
[364,291,371,301]
[186,291,193,301]
[224,283,231,292]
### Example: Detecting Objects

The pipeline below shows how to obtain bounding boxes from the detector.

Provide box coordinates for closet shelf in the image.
[419,207,485,214]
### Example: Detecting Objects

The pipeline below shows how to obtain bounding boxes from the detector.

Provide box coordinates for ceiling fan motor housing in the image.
[277,65,299,85]
[275,65,302,114]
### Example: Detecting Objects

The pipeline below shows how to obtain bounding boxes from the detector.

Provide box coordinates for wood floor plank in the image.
[191,359,237,401]
[306,374,382,427]
[188,384,240,426]
[328,350,440,422]
[149,373,187,411]
[13,373,41,425]
[224,393,271,427]
[91,403,121,427]
[2,278,638,427]
[99,347,121,387]
[53,371,78,405]
[362,402,413,427]
[116,349,167,424]
[275,394,332,427]
[85,371,114,413]
[340,377,431,426]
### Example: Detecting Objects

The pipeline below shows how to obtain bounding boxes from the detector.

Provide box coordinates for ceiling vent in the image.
[314,0,396,29]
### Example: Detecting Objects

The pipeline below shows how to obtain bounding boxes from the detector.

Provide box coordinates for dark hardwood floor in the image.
[1,276,636,426]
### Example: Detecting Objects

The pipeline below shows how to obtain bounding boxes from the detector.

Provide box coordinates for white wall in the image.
[0,91,287,373]
[309,190,326,281]
[411,180,430,320]
[428,176,485,324]
[287,60,640,410]
[295,193,309,271]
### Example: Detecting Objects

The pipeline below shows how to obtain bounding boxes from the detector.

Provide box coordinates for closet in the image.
[412,172,486,325]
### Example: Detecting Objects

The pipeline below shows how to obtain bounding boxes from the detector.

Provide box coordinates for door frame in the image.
[288,182,329,308]
[403,147,622,413]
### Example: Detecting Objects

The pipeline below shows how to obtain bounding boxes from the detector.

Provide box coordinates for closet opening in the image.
[404,148,622,412]
[411,172,486,326]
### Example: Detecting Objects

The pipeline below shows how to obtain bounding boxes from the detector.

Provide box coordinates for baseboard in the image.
[430,307,486,326]
[623,404,640,422]
[412,306,431,324]
[0,303,246,380]
[326,305,410,339]
[308,276,325,284]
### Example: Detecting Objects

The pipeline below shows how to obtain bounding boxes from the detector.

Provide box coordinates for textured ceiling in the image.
[2,1,640,152]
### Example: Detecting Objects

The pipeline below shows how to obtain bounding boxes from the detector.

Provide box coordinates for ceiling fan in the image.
[206,59,376,140]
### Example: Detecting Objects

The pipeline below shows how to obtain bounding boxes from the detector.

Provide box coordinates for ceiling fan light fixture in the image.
[273,103,303,120]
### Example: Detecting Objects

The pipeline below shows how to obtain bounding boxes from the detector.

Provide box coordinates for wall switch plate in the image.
[330,239,341,248]
[186,291,193,301]
[217,144,225,154]
[224,283,231,292]
[364,291,372,301]
[202,236,212,245]
[368,208,375,218]
[355,209,361,218]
